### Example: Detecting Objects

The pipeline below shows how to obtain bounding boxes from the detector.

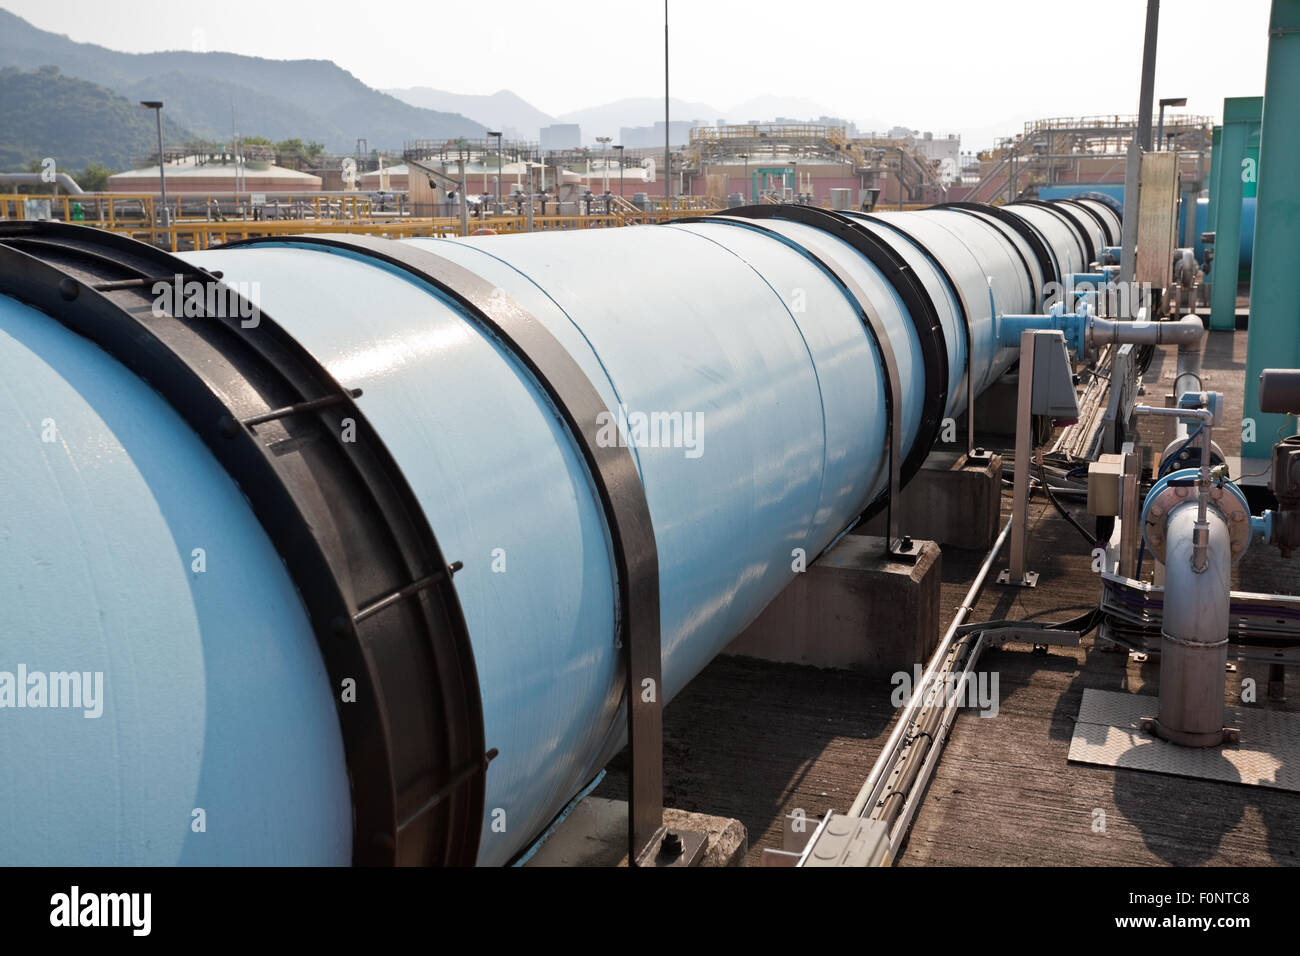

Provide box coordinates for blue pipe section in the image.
[1,200,1103,866]
[998,302,1086,356]
[0,293,352,865]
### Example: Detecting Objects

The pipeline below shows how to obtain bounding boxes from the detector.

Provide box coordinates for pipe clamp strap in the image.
[692,214,906,533]
[225,233,668,860]
[854,213,978,448]
[939,202,1055,302]
[0,221,486,867]
[1059,198,1116,257]
[1018,199,1098,269]
[714,204,950,492]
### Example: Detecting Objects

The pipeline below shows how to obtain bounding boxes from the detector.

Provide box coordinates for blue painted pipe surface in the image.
[0,293,352,864]
[1,201,1100,865]
[1195,196,1255,272]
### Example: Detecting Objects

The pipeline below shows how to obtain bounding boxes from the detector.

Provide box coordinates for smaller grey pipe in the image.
[1156,502,1232,745]
[0,172,84,194]
[1087,313,1203,348]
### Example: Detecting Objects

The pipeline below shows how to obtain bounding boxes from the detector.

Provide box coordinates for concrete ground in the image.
[596,327,1300,866]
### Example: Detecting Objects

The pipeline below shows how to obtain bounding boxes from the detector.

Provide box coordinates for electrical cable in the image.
[1040,458,1097,547]
[956,607,1101,638]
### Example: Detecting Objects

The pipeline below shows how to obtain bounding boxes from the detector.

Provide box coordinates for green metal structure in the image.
[1207,97,1260,332]
[1243,0,1300,456]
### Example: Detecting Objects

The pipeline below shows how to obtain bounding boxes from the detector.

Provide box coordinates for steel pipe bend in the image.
[0,201,1108,865]
[1154,501,1233,746]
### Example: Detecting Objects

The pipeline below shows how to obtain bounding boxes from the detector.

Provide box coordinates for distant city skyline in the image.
[2,0,1272,150]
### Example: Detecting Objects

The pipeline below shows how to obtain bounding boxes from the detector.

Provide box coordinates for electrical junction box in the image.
[1087,453,1124,516]
[1029,330,1080,422]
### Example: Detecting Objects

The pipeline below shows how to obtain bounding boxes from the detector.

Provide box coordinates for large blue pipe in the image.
[0,200,1098,866]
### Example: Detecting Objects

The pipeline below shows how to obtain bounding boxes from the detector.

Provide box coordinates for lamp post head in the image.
[1159,97,1188,108]
[140,101,163,110]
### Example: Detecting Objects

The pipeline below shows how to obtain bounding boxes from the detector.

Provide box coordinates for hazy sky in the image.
[5,0,1273,147]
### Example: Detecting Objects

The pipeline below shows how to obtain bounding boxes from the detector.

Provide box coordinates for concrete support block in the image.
[522,797,747,867]
[860,450,1002,551]
[724,534,941,677]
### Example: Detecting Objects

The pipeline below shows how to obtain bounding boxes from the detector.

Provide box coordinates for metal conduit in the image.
[0,199,1108,866]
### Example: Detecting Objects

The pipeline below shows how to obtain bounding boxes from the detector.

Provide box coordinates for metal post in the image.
[141,101,169,248]
[495,133,503,213]
[1120,444,1141,576]
[1244,0,1300,455]
[1136,2,1159,151]
[999,330,1040,588]
[156,108,170,246]
[897,149,904,210]
[526,166,535,233]
[1120,0,1161,288]
[664,0,671,211]
[459,149,469,238]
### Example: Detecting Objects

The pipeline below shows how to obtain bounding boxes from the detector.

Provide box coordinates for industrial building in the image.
[1,0,1298,887]
[107,154,323,193]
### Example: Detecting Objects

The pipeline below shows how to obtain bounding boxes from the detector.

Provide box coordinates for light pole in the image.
[897,147,906,210]
[1157,96,1187,151]
[596,136,611,197]
[140,100,168,246]
[664,0,670,210]
[738,153,749,202]
[488,131,503,213]
[613,144,625,197]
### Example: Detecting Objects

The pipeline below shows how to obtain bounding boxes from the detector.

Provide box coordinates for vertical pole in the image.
[1009,332,1035,582]
[154,107,169,247]
[1120,0,1160,289]
[459,152,469,238]
[664,0,671,211]
[1244,0,1300,455]
[1136,1,1159,152]
[1000,331,1039,588]
[527,166,535,233]
[1120,444,1141,576]
[897,149,904,210]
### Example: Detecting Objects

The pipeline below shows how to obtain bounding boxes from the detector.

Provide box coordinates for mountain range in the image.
[0,7,485,167]
[1,6,897,174]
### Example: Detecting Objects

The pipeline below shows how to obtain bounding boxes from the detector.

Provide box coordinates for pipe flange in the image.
[697,204,951,500]
[0,221,487,866]
[1141,469,1251,565]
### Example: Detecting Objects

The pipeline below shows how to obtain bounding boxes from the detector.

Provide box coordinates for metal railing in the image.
[70,207,723,252]
[0,192,377,226]
[690,124,849,147]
